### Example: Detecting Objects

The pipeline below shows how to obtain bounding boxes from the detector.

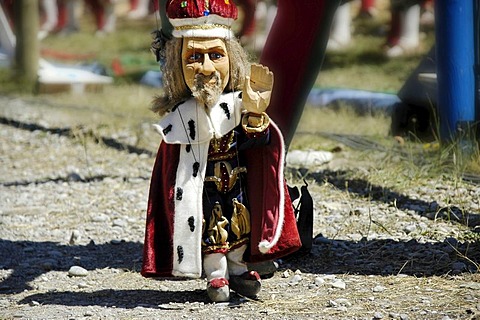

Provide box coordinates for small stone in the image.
[460,282,480,290]
[372,285,386,293]
[112,219,127,228]
[331,280,346,290]
[68,266,88,277]
[399,314,409,320]
[69,230,81,245]
[314,277,325,286]
[452,262,467,273]
[322,275,337,281]
[288,274,302,285]
[373,311,384,319]
[403,224,416,234]
[335,298,352,307]
[91,213,110,223]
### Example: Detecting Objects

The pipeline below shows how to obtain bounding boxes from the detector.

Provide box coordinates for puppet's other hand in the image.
[242,64,274,114]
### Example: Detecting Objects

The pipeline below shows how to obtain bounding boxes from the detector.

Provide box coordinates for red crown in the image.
[166,0,238,38]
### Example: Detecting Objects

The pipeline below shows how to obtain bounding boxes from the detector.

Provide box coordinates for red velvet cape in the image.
[141,122,301,278]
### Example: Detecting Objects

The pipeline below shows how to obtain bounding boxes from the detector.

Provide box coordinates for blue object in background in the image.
[307,88,400,114]
[435,0,475,141]
[140,70,163,88]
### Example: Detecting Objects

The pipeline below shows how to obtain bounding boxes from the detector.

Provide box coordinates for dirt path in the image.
[0,96,479,319]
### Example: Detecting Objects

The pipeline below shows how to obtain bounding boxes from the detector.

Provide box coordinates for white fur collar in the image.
[154,92,242,144]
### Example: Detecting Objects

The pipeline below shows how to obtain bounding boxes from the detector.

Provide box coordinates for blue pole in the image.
[434,0,475,141]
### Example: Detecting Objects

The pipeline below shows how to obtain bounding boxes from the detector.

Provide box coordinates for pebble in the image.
[90,213,110,223]
[69,230,81,245]
[460,282,480,290]
[314,277,325,286]
[372,285,386,293]
[331,280,346,290]
[452,261,467,273]
[112,219,128,228]
[334,298,352,307]
[68,266,89,277]
[288,274,302,285]
[403,224,416,234]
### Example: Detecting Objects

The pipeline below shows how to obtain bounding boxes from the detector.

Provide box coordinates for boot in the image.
[204,252,230,302]
[229,270,261,298]
[227,245,261,297]
[206,277,230,302]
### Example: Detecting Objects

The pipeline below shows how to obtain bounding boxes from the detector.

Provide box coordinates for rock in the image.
[90,213,110,223]
[460,282,480,290]
[403,224,416,234]
[69,230,81,245]
[452,262,467,273]
[335,298,352,307]
[288,274,302,285]
[314,277,325,286]
[286,150,333,166]
[112,219,127,228]
[331,280,346,290]
[68,266,88,277]
[372,285,386,293]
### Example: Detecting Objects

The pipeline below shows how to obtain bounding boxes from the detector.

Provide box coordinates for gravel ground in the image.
[0,95,479,320]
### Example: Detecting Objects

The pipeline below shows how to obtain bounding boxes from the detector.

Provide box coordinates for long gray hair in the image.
[151,37,250,116]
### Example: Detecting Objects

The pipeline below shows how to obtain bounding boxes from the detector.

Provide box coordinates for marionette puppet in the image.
[141,0,301,303]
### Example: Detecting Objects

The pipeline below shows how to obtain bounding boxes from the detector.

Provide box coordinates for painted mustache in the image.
[193,72,221,90]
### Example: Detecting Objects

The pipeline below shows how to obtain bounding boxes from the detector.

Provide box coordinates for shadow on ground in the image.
[292,168,480,229]
[1,169,479,308]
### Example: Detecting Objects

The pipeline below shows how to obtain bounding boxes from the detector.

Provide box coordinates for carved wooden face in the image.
[181,37,230,94]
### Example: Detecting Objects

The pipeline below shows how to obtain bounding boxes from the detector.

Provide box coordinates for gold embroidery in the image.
[206,202,229,245]
[230,198,251,239]
[209,131,235,153]
[208,149,237,161]
[204,165,247,193]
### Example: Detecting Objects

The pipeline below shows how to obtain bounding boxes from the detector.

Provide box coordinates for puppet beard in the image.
[191,72,223,108]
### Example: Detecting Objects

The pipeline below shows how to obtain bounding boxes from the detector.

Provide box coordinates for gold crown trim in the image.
[174,23,231,31]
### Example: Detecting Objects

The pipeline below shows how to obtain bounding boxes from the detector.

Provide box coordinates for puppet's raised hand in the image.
[243,63,274,114]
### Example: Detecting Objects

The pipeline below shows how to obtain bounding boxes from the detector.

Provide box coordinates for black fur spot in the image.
[176,187,183,200]
[162,124,172,135]
[188,119,196,140]
[172,102,182,112]
[238,92,242,99]
[186,144,191,153]
[192,162,200,177]
[220,102,230,120]
[188,216,195,232]
[177,246,184,263]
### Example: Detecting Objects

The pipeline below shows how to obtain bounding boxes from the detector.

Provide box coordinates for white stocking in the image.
[226,245,248,277]
[329,2,351,48]
[40,0,58,31]
[400,4,420,48]
[203,252,228,282]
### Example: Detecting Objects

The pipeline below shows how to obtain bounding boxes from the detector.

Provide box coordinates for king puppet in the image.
[141,0,302,302]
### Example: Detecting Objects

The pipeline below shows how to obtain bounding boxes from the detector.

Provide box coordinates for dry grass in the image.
[0,1,478,179]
